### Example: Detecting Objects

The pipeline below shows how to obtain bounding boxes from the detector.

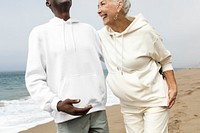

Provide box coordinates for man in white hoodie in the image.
[25,0,109,132]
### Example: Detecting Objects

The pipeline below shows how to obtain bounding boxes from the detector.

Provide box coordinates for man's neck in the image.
[55,12,70,21]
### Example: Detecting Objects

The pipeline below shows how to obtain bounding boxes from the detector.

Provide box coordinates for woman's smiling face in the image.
[97,0,119,26]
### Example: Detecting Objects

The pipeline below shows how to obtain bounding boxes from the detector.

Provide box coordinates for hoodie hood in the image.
[49,17,79,51]
[106,13,149,36]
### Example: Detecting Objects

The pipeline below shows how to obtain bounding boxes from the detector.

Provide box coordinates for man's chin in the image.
[57,0,71,4]
[56,0,72,10]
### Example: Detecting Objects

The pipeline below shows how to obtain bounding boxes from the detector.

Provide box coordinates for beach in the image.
[20,68,200,133]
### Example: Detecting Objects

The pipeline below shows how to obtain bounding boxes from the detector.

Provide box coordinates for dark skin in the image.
[46,0,92,115]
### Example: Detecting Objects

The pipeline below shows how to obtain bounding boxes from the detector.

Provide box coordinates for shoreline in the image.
[21,68,200,133]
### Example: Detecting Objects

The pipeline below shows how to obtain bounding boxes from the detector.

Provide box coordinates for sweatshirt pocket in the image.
[107,73,152,102]
[58,73,105,107]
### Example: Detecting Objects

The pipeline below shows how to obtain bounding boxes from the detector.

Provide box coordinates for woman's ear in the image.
[117,1,123,12]
[46,1,51,7]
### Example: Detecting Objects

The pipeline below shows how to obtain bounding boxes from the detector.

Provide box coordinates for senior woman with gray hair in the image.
[97,0,178,132]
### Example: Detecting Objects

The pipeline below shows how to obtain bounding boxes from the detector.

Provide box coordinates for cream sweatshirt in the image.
[25,17,107,123]
[98,14,173,107]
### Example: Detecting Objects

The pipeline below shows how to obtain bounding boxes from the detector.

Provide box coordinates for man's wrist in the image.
[57,100,62,112]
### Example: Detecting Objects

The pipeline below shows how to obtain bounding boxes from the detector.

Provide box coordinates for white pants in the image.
[121,105,168,133]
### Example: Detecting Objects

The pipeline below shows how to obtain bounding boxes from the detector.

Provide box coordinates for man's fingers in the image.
[61,99,93,115]
[72,105,93,115]
[74,105,93,112]
[64,99,80,104]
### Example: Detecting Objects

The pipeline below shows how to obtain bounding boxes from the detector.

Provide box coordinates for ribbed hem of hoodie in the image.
[120,97,168,108]
[53,106,106,123]
[51,97,61,112]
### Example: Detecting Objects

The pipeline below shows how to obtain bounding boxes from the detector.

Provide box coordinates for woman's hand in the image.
[163,70,178,109]
[168,85,177,109]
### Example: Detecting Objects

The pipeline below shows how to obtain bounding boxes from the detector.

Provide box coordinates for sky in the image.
[0,0,200,71]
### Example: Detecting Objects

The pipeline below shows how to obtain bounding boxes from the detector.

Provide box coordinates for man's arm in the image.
[25,28,60,112]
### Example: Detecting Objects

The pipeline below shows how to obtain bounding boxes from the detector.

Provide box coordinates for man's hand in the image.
[57,99,92,116]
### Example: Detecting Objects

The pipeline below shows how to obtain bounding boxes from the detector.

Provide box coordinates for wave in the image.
[0,97,53,133]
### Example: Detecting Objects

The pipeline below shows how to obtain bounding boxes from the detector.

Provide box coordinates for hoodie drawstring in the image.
[114,35,124,75]
[121,35,124,75]
[70,20,76,52]
[63,22,67,51]
[63,19,77,52]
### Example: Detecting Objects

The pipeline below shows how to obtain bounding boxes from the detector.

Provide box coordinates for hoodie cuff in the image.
[51,97,61,112]
[162,63,174,72]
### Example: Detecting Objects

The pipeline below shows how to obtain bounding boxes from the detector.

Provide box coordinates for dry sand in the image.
[21,68,200,133]
[169,68,200,133]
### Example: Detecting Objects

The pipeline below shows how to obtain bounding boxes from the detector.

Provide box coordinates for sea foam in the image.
[0,97,53,133]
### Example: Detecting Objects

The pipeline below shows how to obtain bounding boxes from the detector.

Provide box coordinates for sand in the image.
[169,68,200,133]
[20,68,200,133]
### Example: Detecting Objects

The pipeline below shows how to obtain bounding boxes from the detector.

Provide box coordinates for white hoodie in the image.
[25,17,107,123]
[98,14,173,107]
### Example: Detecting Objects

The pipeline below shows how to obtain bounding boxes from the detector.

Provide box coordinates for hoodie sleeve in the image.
[150,34,174,72]
[25,28,60,112]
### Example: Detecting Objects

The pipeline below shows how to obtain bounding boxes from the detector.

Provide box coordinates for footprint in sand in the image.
[169,119,181,130]
[196,87,200,90]
[185,90,194,95]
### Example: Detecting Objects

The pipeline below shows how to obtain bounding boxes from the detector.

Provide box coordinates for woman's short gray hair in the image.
[113,0,131,15]
[122,0,131,15]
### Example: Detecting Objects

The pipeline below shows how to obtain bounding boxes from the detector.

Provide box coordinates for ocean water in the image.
[0,70,119,133]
